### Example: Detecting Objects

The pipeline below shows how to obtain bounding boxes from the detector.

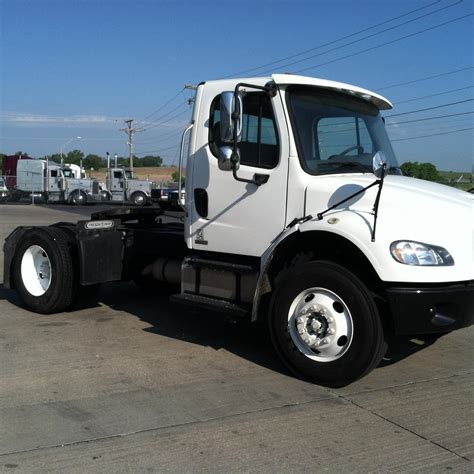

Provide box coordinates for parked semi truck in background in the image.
[0,177,10,202]
[101,166,159,206]
[3,156,102,204]
[3,74,473,387]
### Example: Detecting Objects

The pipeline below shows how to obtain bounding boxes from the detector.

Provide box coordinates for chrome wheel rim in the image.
[288,287,353,362]
[73,193,85,204]
[134,194,145,205]
[21,245,52,296]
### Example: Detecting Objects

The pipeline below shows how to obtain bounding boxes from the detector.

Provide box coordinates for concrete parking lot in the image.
[0,204,472,472]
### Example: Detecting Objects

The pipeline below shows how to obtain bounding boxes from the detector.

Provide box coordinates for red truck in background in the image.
[2,155,32,189]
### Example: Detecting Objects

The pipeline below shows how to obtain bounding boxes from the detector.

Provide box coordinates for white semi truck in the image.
[101,166,159,206]
[3,75,473,387]
[10,159,102,204]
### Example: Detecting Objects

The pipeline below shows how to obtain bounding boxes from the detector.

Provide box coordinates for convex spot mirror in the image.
[373,151,388,178]
[218,146,240,171]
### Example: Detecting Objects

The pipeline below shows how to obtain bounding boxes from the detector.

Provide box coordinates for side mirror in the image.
[373,151,388,178]
[220,92,243,143]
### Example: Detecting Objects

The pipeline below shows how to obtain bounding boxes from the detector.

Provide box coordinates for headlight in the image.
[390,241,454,266]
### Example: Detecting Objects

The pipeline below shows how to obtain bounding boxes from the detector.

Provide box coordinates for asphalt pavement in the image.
[0,204,472,473]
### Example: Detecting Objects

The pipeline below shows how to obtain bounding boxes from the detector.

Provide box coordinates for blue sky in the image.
[0,0,472,171]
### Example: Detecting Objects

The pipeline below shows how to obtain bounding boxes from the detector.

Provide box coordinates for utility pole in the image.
[120,119,143,172]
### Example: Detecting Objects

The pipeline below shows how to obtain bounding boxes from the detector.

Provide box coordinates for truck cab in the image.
[3,74,473,387]
[103,167,157,206]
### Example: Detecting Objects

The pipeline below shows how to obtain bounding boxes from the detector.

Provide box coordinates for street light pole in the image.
[60,136,82,166]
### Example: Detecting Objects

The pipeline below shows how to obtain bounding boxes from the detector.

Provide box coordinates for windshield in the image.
[62,169,73,178]
[287,86,400,176]
[124,170,133,180]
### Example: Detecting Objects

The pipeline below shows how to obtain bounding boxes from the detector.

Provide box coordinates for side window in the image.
[209,92,279,169]
[50,170,58,177]
[316,117,373,161]
[113,171,122,179]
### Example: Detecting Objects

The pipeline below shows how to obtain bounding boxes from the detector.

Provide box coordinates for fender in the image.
[251,224,299,322]
[251,218,382,322]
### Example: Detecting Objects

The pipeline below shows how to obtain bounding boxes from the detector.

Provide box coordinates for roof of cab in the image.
[272,74,392,110]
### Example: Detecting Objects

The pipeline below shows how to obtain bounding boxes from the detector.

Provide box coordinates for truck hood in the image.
[304,174,473,282]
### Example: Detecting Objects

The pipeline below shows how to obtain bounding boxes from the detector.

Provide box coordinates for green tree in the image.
[84,154,105,170]
[139,155,162,167]
[401,161,440,182]
[65,149,84,165]
[0,153,5,170]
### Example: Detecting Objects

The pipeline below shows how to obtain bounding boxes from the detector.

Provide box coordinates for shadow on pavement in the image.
[0,281,445,375]
[98,282,288,377]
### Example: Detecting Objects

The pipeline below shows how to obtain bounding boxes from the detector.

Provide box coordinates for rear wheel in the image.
[12,227,76,314]
[269,261,385,387]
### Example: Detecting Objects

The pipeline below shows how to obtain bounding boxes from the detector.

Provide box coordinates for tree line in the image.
[0,151,162,170]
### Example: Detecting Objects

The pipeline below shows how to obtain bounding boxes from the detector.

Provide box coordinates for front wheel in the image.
[269,261,385,387]
[131,192,147,207]
[70,191,87,206]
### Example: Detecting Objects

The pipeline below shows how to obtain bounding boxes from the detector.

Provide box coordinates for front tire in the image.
[70,191,87,206]
[269,261,385,388]
[131,192,147,207]
[12,227,76,314]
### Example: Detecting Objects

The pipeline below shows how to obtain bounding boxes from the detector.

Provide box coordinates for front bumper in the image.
[386,281,474,335]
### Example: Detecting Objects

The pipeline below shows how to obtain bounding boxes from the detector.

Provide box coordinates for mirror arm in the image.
[230,81,277,186]
[371,163,387,242]
[316,179,380,221]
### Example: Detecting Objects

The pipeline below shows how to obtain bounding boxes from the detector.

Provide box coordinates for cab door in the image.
[188,89,289,257]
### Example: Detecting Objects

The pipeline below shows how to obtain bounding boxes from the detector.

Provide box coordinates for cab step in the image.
[170,293,250,317]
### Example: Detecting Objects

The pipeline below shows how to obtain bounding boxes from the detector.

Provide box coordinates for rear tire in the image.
[12,227,76,314]
[269,261,385,388]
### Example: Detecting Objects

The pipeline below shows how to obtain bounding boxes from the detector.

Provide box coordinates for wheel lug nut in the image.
[323,338,330,344]
[298,329,304,335]
[327,328,335,335]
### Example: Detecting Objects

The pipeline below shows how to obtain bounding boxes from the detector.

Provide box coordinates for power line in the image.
[143,100,188,129]
[394,85,474,104]
[134,143,179,156]
[141,107,192,133]
[137,128,183,145]
[224,0,442,78]
[375,66,474,91]
[138,88,185,123]
[391,126,473,141]
[293,13,473,74]
[385,98,473,117]
[386,111,474,125]
[256,0,463,76]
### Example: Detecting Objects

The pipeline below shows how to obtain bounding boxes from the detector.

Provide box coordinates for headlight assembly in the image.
[390,241,454,266]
